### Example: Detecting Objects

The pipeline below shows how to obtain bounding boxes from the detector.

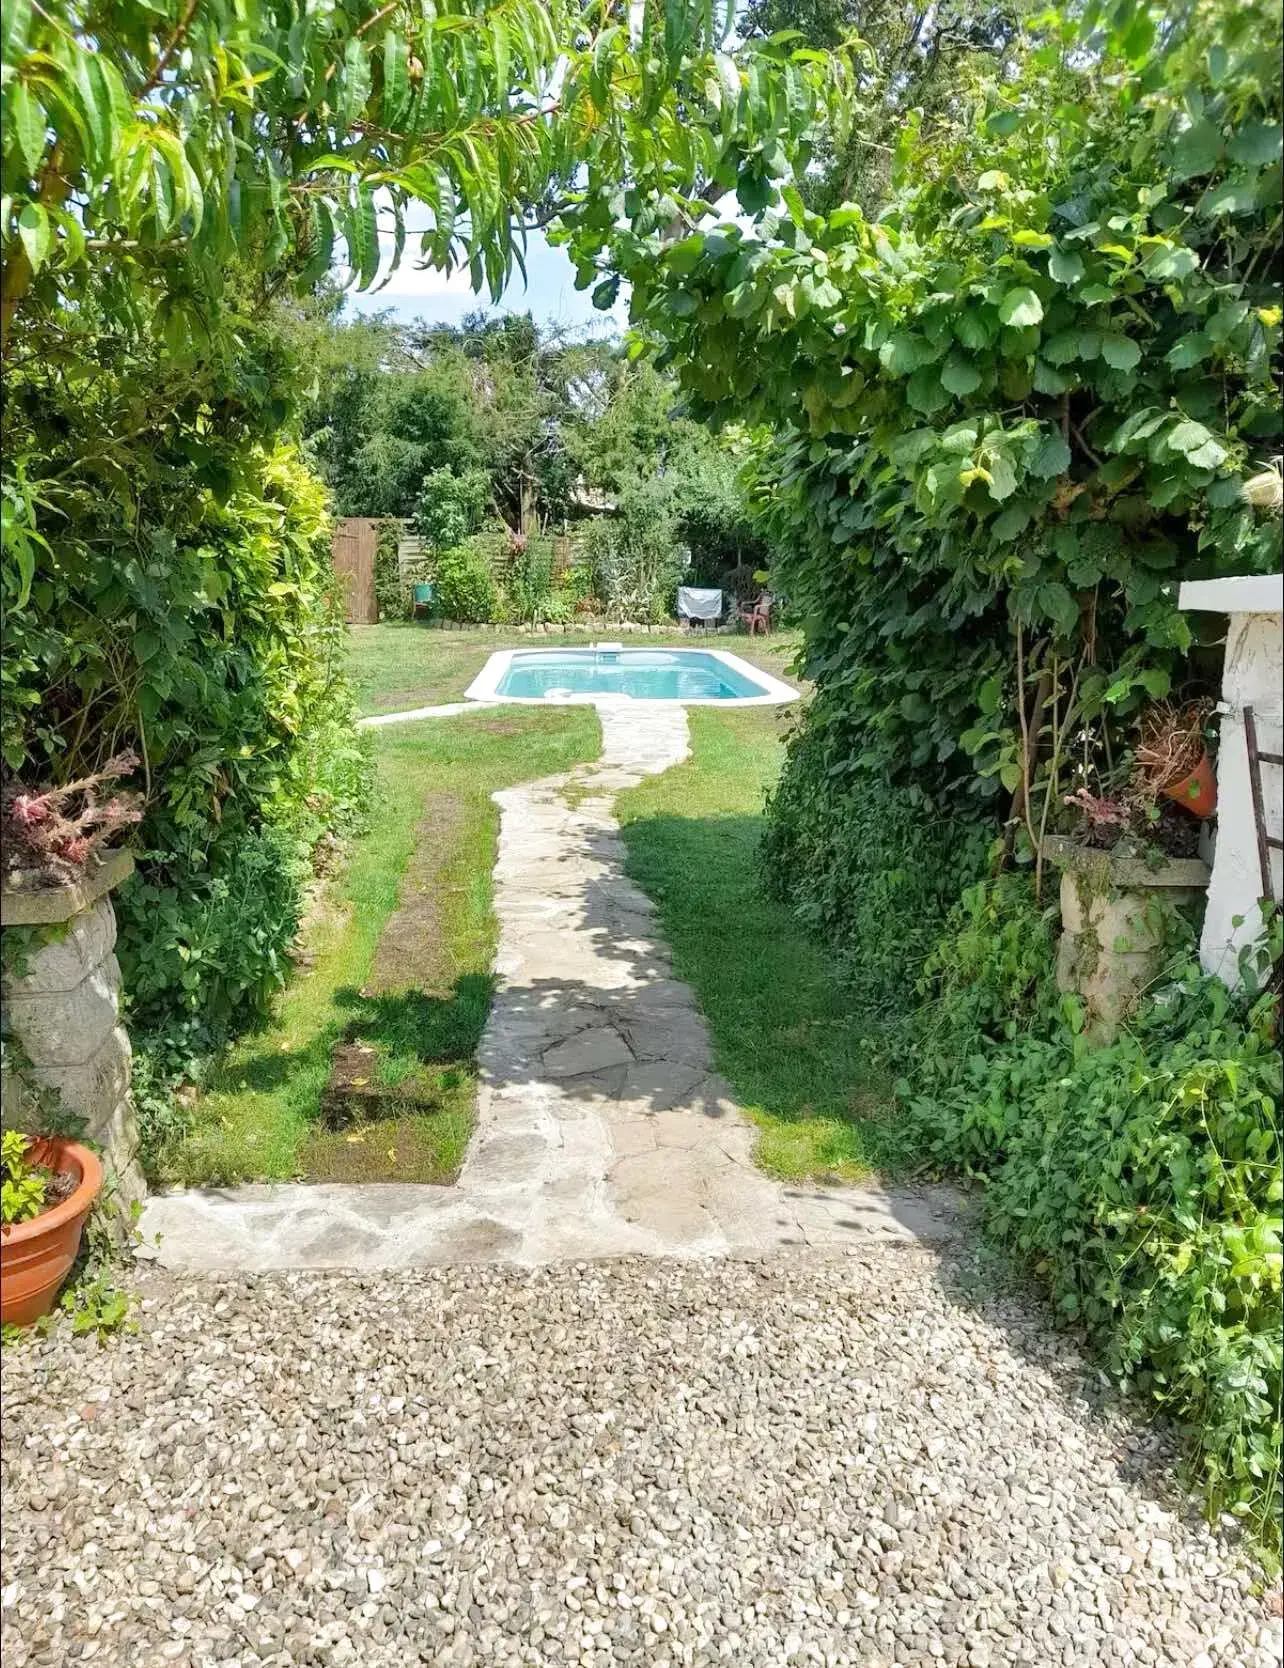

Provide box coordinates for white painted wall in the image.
[1179,575,1283,986]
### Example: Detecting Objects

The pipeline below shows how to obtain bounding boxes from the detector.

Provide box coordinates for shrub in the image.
[582,483,691,622]
[372,519,405,621]
[507,537,554,623]
[4,333,373,1101]
[761,713,992,1019]
[434,542,500,623]
[117,823,305,1044]
[600,0,1281,874]
[414,467,492,552]
[903,886,1283,1551]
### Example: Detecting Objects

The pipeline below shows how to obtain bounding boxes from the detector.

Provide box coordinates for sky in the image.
[341,222,629,338]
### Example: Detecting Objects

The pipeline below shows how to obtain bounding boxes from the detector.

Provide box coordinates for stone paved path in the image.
[141,702,959,1269]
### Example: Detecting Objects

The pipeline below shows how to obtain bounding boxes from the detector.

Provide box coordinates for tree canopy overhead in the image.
[1,0,850,350]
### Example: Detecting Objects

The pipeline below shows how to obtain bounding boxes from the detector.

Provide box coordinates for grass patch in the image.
[347,623,806,715]
[165,708,599,1185]
[616,708,894,1181]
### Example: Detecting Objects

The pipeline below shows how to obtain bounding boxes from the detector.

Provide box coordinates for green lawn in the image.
[172,632,876,1189]
[165,707,599,1185]
[347,623,806,715]
[617,708,895,1181]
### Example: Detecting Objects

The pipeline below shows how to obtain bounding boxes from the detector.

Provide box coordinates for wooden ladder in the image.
[1243,705,1283,902]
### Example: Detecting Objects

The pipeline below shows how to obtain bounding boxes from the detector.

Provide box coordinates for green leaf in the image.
[879,332,930,375]
[1012,229,1053,248]
[906,366,950,414]
[666,234,705,275]
[998,286,1043,328]
[1166,333,1212,370]
[940,356,982,396]
[1199,178,1259,218]
[16,201,50,272]
[954,311,994,350]
[1139,667,1171,698]
[992,503,1031,541]
[1168,420,1219,460]
[736,168,772,216]
[340,36,372,128]
[1048,246,1084,286]
[1172,119,1222,181]
[985,453,1018,501]
[351,187,378,288]
[1029,433,1072,479]
[1033,359,1072,395]
[977,675,1003,714]
[668,290,699,317]
[382,30,409,122]
[1,0,32,60]
[591,276,620,310]
[1144,244,1199,278]
[1100,333,1141,371]
[1037,581,1079,637]
[1227,122,1282,166]
[890,429,938,466]
[8,79,46,175]
[1187,438,1228,469]
[71,44,112,161]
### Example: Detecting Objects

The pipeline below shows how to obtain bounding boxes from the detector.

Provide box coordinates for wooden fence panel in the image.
[331,517,380,623]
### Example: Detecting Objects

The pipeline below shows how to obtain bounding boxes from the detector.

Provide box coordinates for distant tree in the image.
[742,0,1024,214]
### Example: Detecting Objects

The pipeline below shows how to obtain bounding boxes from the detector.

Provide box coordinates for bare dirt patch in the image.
[309,791,477,1183]
[300,1107,470,1183]
[366,791,466,995]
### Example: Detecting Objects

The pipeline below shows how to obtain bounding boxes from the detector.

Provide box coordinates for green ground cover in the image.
[617,708,894,1180]
[164,707,599,1185]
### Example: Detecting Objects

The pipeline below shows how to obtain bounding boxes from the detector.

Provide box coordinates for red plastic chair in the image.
[739,594,772,635]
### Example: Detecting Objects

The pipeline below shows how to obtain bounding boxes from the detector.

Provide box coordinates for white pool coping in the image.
[464,645,799,707]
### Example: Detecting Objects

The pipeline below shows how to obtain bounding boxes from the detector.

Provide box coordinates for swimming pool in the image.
[465,647,797,706]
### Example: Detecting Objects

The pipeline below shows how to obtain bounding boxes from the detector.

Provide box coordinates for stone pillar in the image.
[1178,574,1283,987]
[2,851,146,1217]
[1043,837,1209,1042]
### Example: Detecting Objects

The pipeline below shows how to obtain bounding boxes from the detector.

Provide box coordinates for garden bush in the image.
[762,713,992,1018]
[433,541,501,623]
[582,482,691,622]
[903,885,1283,1551]
[3,308,372,1111]
[372,520,405,621]
[507,537,560,624]
[590,0,1281,863]
[414,467,492,554]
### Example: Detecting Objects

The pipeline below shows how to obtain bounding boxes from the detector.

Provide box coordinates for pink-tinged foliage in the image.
[2,753,143,887]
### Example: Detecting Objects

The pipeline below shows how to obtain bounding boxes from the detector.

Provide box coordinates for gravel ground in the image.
[2,1248,1279,1668]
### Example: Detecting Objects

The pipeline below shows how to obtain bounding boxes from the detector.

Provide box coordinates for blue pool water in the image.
[495,649,766,701]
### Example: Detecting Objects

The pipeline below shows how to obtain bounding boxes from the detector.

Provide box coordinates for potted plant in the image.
[1,1130,104,1326]
[1133,699,1217,818]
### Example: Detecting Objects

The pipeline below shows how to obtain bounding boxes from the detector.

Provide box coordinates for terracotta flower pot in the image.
[1,1139,103,1328]
[1161,751,1217,819]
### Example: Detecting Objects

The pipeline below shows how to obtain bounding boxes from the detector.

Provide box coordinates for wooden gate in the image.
[331,518,380,623]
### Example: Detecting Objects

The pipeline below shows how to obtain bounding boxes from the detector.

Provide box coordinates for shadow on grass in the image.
[618,808,896,1176]
[334,972,496,1066]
